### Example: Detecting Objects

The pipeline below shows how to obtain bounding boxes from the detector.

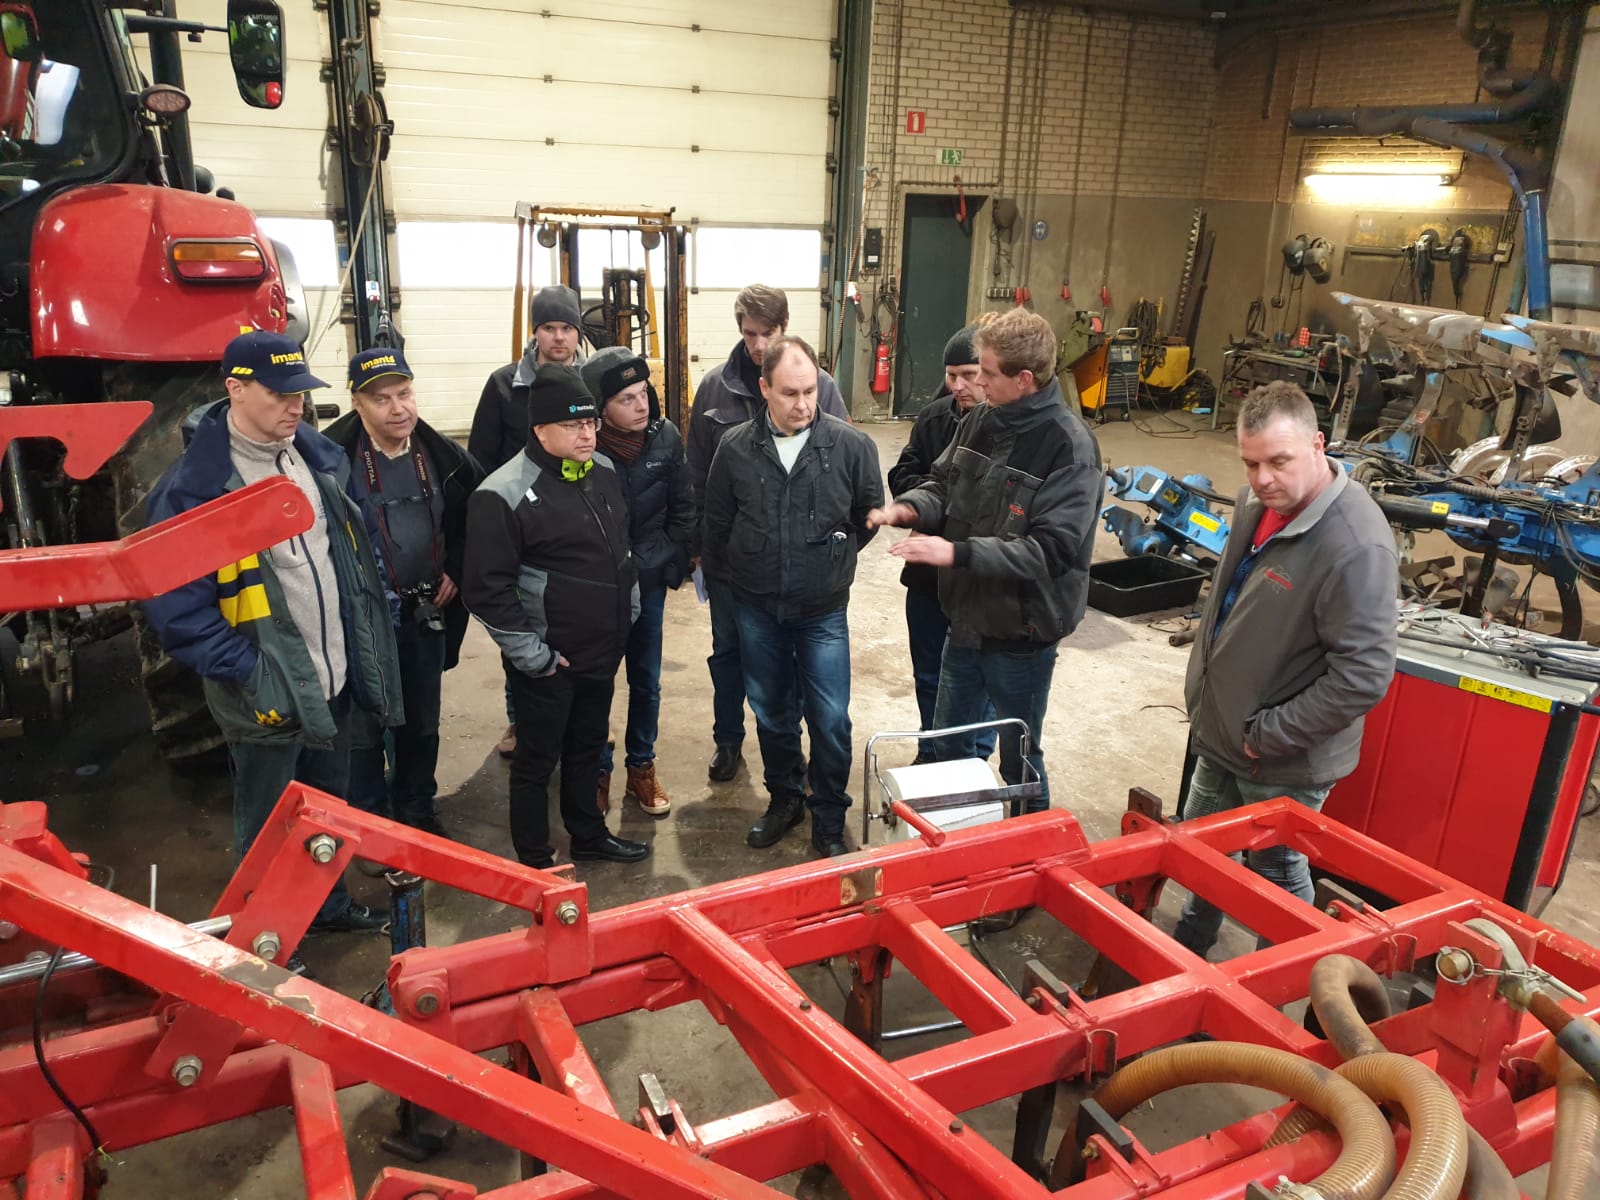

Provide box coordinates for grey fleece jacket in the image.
[1185,464,1399,788]
[227,412,348,700]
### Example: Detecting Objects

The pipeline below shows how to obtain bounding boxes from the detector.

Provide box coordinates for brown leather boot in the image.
[595,771,611,816]
[625,762,671,817]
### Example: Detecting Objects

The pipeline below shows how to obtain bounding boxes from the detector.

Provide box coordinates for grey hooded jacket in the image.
[1185,465,1399,787]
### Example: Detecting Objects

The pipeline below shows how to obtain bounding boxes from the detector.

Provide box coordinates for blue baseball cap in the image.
[348,346,414,392]
[221,330,327,394]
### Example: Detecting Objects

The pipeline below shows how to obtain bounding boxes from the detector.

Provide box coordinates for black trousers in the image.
[505,660,613,865]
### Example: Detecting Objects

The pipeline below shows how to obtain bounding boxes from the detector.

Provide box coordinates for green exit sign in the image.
[939,147,964,166]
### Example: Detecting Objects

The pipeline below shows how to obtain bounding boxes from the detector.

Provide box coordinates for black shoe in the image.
[406,812,448,838]
[969,909,1025,935]
[310,902,390,935]
[811,833,849,858]
[570,833,650,863]
[748,795,806,849]
[709,744,743,783]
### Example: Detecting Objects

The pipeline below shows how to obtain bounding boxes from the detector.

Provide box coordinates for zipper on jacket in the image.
[578,483,629,659]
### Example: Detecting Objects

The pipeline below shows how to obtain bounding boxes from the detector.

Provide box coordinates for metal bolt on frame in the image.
[171,1055,203,1087]
[306,834,339,864]
[252,930,281,962]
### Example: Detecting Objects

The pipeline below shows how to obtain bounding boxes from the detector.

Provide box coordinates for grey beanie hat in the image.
[530,285,583,330]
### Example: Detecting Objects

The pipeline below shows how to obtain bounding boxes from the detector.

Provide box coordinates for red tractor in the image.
[0,0,305,764]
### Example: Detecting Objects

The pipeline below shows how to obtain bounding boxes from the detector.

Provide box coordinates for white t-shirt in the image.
[773,426,812,474]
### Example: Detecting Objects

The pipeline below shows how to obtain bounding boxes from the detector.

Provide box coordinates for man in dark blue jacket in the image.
[143,331,402,967]
[685,285,850,785]
[325,347,485,840]
[582,348,695,818]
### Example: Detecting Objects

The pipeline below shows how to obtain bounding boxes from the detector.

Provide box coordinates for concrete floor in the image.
[6,414,1600,1197]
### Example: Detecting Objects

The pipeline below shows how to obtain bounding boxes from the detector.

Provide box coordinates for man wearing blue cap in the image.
[143,330,403,970]
[326,347,484,841]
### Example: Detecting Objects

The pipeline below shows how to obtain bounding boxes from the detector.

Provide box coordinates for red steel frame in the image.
[5,403,1597,1197]
[0,787,1593,1199]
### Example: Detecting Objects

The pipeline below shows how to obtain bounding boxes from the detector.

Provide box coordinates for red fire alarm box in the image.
[1324,638,1600,913]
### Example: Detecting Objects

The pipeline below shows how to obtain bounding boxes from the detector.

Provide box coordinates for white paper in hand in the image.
[692,564,709,604]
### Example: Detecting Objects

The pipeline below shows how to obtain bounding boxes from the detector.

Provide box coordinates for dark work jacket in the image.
[467,362,521,473]
[608,402,697,592]
[898,378,1104,651]
[886,391,962,596]
[685,341,850,524]
[142,400,403,748]
[462,442,639,681]
[703,412,883,621]
[323,411,486,671]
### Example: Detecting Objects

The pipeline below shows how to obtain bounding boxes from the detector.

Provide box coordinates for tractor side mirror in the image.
[0,12,40,64]
[226,0,285,110]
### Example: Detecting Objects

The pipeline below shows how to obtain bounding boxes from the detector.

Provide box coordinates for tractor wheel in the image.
[105,363,230,771]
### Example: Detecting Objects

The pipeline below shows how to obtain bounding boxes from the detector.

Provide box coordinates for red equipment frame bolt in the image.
[413,990,441,1018]
[252,930,281,962]
[555,900,579,926]
[306,834,338,864]
[171,1055,203,1087]
[799,1000,813,1012]
[949,1118,964,1133]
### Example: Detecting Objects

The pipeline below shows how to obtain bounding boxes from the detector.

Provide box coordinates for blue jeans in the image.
[600,586,666,772]
[1172,755,1333,958]
[905,589,995,758]
[733,601,854,836]
[930,642,1057,813]
[227,687,354,923]
[349,620,444,826]
[706,576,747,748]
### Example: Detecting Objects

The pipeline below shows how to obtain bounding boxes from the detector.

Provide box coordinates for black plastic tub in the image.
[1088,555,1210,617]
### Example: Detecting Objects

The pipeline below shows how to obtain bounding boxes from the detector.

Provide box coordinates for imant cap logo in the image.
[221,330,329,394]
[348,345,414,392]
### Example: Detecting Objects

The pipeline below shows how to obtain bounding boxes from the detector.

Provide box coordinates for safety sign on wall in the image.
[905,111,926,134]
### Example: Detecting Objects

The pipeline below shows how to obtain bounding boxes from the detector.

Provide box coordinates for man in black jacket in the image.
[581,348,696,818]
[462,364,649,868]
[704,336,882,856]
[886,322,995,762]
[326,347,485,838]
[468,283,588,759]
[870,309,1103,813]
[685,285,850,785]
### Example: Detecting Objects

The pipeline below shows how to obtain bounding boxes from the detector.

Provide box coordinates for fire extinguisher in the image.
[871,335,891,394]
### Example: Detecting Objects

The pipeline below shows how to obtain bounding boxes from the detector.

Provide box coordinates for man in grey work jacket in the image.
[143,330,401,966]
[703,335,882,857]
[1174,380,1398,958]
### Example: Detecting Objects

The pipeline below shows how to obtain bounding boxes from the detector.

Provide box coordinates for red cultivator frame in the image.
[5,403,1599,1197]
[0,788,1595,1199]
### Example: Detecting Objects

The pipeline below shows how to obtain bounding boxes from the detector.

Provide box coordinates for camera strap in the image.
[359,432,441,592]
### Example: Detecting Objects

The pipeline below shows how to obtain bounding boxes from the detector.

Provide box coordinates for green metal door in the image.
[894,193,980,416]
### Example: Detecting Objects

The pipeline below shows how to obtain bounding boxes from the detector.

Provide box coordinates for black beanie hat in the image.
[526,363,598,426]
[943,323,981,367]
[580,346,650,406]
[530,285,583,330]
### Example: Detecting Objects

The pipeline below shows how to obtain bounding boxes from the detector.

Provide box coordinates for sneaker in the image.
[310,902,390,935]
[596,771,611,817]
[747,794,806,849]
[625,763,671,816]
[497,724,517,759]
[284,951,312,978]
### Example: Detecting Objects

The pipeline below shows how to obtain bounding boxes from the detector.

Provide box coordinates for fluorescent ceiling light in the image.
[1303,171,1453,205]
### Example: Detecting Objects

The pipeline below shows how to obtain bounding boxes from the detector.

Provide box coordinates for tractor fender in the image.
[31,183,288,361]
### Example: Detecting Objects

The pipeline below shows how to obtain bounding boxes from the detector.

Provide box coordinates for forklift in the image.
[509,204,692,424]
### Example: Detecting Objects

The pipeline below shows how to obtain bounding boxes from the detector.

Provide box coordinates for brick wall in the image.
[1204,9,1551,207]
[861,0,1217,282]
